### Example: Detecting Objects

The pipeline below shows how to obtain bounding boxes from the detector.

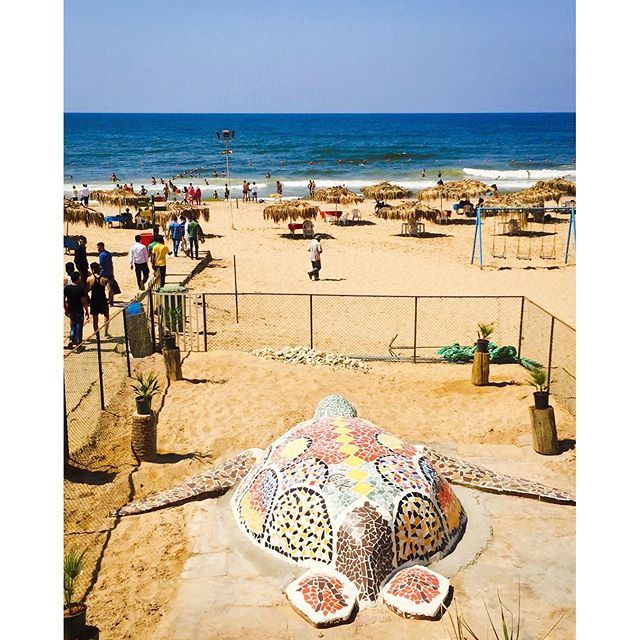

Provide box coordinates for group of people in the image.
[242,181,258,202]
[64,237,121,348]
[183,183,203,205]
[70,184,90,206]
[307,180,317,197]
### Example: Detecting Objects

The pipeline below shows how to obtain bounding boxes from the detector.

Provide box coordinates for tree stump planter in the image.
[131,412,157,461]
[529,405,560,455]
[471,351,490,386]
[162,346,183,381]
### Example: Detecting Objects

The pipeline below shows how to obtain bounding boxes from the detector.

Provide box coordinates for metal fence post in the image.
[233,255,239,323]
[309,294,314,349]
[202,293,208,351]
[63,380,69,469]
[413,297,418,364]
[149,289,157,351]
[96,330,105,410]
[517,296,525,358]
[123,308,132,377]
[547,316,555,394]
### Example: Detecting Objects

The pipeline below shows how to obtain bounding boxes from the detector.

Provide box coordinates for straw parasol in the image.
[374,200,438,223]
[417,179,491,211]
[263,202,320,224]
[312,186,364,211]
[90,188,149,208]
[63,199,104,227]
[167,202,211,222]
[361,181,412,201]
[521,178,576,205]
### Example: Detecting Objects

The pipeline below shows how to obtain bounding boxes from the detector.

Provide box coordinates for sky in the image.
[64,0,575,113]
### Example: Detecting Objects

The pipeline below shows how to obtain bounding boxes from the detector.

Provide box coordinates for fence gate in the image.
[155,291,206,352]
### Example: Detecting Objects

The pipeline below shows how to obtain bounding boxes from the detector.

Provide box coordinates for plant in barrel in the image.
[476,322,494,353]
[162,304,183,349]
[64,548,87,639]
[131,372,160,415]
[528,367,550,409]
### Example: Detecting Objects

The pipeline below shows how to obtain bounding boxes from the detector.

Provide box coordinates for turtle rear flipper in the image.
[382,565,451,619]
[114,448,262,517]
[422,447,575,505]
[286,568,359,628]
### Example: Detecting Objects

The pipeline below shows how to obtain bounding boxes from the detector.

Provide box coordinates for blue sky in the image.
[64,0,575,113]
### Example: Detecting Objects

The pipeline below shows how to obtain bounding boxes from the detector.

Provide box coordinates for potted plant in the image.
[476,322,494,353]
[528,367,550,409]
[64,548,86,640]
[131,372,160,415]
[162,305,182,350]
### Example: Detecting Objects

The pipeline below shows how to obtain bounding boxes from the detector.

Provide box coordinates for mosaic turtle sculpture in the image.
[117,394,574,627]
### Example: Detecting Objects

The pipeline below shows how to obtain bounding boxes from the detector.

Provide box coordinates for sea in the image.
[64,113,575,199]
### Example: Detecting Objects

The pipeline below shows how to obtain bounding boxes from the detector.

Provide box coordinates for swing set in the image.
[470,206,576,268]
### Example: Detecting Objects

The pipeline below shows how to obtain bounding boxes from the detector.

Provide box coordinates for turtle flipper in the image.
[286,568,359,628]
[115,449,262,517]
[422,447,575,505]
[382,565,451,619]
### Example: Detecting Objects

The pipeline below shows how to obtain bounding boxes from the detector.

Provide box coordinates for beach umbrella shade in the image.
[374,200,438,223]
[361,181,412,201]
[312,186,364,212]
[90,188,150,210]
[167,202,211,222]
[521,178,576,205]
[417,179,491,211]
[263,202,320,224]
[63,199,104,227]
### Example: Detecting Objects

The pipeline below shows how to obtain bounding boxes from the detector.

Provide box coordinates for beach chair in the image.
[302,219,315,238]
[351,208,361,222]
[337,211,350,226]
[463,204,475,217]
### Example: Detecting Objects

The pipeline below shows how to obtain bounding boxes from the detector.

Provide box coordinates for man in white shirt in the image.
[129,235,150,290]
[80,184,90,206]
[307,234,322,281]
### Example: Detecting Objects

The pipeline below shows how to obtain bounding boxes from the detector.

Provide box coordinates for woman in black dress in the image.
[87,262,111,337]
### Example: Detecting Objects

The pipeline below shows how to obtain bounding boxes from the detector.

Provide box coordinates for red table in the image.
[320,210,342,222]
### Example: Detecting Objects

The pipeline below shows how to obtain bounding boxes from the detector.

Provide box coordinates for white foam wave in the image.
[463,168,576,181]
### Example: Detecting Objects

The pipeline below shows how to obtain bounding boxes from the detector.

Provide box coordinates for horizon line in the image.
[64,111,576,116]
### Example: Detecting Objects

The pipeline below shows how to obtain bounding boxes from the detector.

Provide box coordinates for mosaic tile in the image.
[382,566,450,619]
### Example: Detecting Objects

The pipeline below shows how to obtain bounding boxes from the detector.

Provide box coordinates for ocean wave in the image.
[463,168,576,180]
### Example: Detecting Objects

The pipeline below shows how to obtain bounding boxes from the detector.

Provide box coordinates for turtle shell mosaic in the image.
[118,394,575,627]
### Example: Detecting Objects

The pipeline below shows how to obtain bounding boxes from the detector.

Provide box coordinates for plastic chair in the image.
[338,212,350,226]
[351,208,361,222]
[302,219,315,238]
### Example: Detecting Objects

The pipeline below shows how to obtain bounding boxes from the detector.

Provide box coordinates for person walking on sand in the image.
[97,241,120,306]
[80,184,90,206]
[74,236,90,285]
[87,262,112,337]
[152,236,169,288]
[195,185,202,205]
[129,234,150,290]
[168,214,184,257]
[252,181,258,201]
[224,184,230,201]
[187,216,204,260]
[72,186,78,201]
[64,261,76,286]
[64,271,89,349]
[307,234,323,281]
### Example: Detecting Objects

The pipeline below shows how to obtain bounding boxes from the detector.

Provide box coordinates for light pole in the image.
[216,129,235,230]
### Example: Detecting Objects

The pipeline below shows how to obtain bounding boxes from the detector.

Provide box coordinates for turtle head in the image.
[314,395,358,419]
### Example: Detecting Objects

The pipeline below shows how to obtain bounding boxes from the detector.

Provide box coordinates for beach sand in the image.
[65,194,575,639]
[64,196,575,325]
[80,352,575,640]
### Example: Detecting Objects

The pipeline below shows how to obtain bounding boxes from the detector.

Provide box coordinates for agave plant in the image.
[130,372,160,400]
[162,305,183,334]
[64,548,85,610]
[527,367,549,392]
[477,322,495,340]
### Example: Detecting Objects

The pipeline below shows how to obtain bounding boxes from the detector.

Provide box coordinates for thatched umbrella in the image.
[521,178,576,205]
[90,188,149,210]
[167,201,211,222]
[63,199,104,228]
[361,181,412,201]
[313,186,364,212]
[417,179,491,211]
[263,202,320,224]
[374,200,438,223]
